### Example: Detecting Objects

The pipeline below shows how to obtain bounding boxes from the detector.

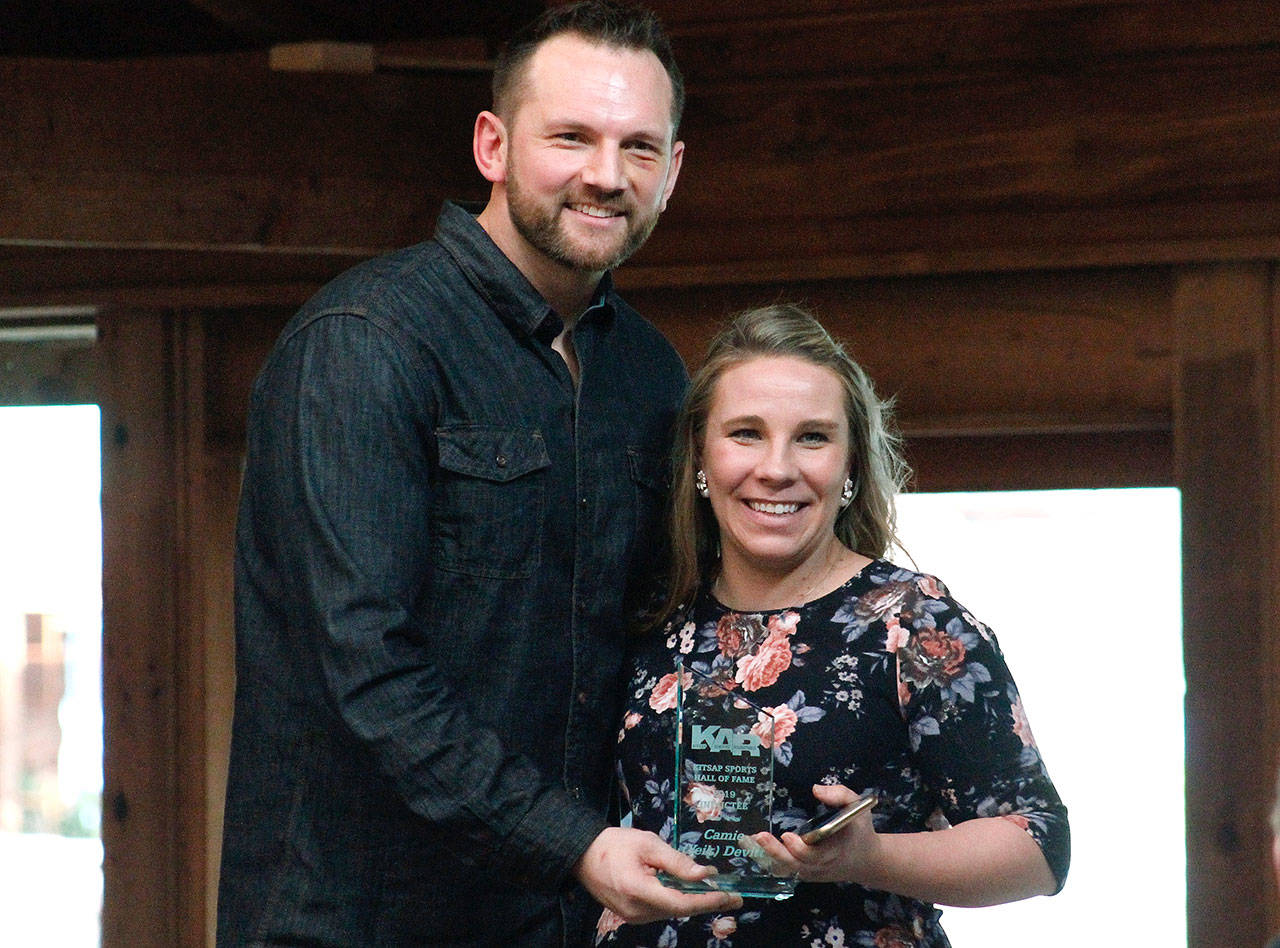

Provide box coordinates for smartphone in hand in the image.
[797,796,875,845]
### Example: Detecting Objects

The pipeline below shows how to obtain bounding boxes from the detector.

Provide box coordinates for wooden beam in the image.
[1270,264,1280,940]
[1174,263,1277,947]
[8,257,1181,454]
[172,315,212,948]
[268,38,493,74]
[268,41,378,74]
[0,241,370,310]
[654,0,1280,82]
[640,45,1280,276]
[630,265,1175,440]
[623,217,1280,289]
[201,443,241,946]
[0,53,488,252]
[906,429,1173,491]
[100,310,181,946]
[99,307,218,947]
[6,17,1280,296]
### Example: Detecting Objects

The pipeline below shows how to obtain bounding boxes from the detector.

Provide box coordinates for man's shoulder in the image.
[607,294,684,369]
[303,239,452,321]
[273,235,490,351]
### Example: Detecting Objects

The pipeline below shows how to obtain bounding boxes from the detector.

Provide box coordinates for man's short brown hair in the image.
[491,1,684,135]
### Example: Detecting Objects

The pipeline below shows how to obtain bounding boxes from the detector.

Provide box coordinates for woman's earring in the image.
[695,470,710,498]
[839,477,855,507]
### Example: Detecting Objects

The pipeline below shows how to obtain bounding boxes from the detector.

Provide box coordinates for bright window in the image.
[894,488,1185,946]
[0,405,103,945]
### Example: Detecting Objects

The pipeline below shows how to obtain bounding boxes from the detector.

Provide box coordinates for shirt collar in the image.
[434,201,617,342]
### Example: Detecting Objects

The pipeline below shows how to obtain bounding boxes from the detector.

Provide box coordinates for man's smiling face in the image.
[499,33,683,275]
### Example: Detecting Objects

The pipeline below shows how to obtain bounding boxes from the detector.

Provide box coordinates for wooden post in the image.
[1174,263,1278,946]
[99,308,214,947]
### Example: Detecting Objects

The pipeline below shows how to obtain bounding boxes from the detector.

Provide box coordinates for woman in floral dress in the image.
[600,305,1069,947]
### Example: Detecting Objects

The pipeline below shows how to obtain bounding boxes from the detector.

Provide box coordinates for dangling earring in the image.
[839,477,854,507]
[695,470,710,498]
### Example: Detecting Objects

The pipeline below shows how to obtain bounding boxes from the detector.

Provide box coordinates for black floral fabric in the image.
[599,559,1069,948]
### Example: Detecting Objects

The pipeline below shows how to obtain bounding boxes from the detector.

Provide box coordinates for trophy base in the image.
[657,871,796,901]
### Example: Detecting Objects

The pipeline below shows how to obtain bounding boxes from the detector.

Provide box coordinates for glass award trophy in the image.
[658,658,796,899]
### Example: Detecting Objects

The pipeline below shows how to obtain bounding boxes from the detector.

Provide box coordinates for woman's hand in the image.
[748,783,881,884]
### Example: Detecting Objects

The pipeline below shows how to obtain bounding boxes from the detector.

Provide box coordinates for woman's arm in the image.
[750,573,1069,905]
[752,782,1058,907]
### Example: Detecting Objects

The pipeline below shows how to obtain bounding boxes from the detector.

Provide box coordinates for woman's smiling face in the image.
[700,355,852,581]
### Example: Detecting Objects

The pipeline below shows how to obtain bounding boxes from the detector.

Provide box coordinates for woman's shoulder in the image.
[868,556,949,587]
[835,558,953,609]
[822,558,987,645]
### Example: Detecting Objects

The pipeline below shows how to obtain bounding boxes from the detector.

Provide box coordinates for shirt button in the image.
[495,454,508,467]
[577,690,588,704]
[579,496,589,508]
[568,787,582,801]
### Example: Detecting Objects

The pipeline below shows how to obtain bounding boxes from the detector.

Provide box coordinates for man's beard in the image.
[506,169,661,273]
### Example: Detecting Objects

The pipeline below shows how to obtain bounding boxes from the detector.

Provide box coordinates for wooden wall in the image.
[5,1,1280,945]
[640,0,1280,284]
[7,1,1280,305]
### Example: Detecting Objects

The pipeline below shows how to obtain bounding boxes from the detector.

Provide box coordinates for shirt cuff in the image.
[496,787,608,890]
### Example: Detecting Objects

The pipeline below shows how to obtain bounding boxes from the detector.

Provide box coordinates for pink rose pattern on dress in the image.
[709,915,737,940]
[732,610,798,691]
[683,781,725,823]
[874,923,918,948]
[1011,695,1037,749]
[735,633,792,691]
[767,610,800,637]
[714,611,748,655]
[899,625,966,687]
[883,614,909,653]
[1001,812,1030,831]
[750,704,798,749]
[916,574,945,599]
[595,908,624,938]
[853,579,913,624]
[605,560,1068,947]
[648,667,693,713]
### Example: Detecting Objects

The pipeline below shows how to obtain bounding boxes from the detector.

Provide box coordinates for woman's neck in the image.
[713,540,871,612]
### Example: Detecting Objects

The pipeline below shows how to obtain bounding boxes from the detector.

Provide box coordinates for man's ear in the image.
[658,139,685,212]
[473,111,508,184]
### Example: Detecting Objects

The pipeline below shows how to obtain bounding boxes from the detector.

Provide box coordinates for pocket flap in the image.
[627,446,668,492]
[437,427,550,483]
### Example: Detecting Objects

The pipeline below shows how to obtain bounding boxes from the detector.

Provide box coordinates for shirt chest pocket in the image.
[433,426,550,579]
[626,447,667,561]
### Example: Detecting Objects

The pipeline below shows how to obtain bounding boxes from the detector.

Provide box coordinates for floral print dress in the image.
[600,560,1070,948]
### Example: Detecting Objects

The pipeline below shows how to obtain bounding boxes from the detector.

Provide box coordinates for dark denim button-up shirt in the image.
[217,202,687,946]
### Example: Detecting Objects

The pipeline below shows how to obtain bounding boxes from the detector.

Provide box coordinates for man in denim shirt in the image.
[217,3,742,945]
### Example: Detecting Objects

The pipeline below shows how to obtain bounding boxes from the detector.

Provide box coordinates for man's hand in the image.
[573,827,743,925]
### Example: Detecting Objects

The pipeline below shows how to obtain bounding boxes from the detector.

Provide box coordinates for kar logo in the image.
[690,724,762,757]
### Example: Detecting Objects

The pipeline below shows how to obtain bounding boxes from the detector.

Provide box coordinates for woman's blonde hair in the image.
[656,304,910,623]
